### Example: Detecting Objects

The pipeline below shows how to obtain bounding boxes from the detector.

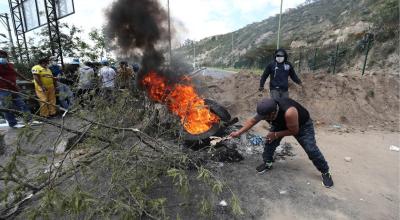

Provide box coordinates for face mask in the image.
[276,56,284,63]
[0,58,7,64]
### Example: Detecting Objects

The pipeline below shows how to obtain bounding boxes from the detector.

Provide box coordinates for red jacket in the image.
[0,63,18,91]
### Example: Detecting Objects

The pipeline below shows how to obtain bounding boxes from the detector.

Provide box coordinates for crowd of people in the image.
[0,49,139,127]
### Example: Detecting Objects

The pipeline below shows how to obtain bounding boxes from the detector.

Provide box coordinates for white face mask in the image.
[276,57,284,63]
[0,58,7,64]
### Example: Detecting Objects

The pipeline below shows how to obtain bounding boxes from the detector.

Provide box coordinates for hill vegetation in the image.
[175,0,399,73]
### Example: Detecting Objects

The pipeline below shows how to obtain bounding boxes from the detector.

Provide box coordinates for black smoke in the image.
[105,0,169,78]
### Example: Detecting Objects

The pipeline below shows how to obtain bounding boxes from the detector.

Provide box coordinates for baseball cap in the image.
[100,58,109,65]
[71,58,80,65]
[256,98,278,116]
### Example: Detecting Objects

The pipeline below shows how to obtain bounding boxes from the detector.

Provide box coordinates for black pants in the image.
[262,119,330,174]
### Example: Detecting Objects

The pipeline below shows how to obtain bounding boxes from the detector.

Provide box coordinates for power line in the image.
[277,0,283,49]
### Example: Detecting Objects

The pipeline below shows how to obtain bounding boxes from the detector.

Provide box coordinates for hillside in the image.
[175,0,399,74]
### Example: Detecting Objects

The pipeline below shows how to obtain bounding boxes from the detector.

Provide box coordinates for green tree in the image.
[88,28,113,61]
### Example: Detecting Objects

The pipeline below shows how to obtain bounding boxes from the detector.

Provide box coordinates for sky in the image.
[0,0,305,46]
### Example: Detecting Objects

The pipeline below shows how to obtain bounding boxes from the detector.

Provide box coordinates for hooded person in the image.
[229,97,334,188]
[259,49,302,99]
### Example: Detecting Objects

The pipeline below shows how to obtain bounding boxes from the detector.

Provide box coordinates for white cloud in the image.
[166,0,306,41]
[56,0,110,34]
[1,0,306,47]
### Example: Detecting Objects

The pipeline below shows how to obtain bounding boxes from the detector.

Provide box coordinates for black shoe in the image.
[322,172,334,188]
[256,162,272,174]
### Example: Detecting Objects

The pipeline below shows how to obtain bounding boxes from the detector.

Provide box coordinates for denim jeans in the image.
[0,90,31,127]
[270,89,289,100]
[57,82,74,109]
[262,119,330,174]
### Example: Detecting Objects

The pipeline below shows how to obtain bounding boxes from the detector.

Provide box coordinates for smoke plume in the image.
[105,0,170,78]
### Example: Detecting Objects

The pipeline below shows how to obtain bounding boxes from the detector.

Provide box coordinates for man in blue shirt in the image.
[48,56,63,77]
[259,49,302,99]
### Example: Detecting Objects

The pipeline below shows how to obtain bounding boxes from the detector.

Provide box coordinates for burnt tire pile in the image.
[183,99,243,163]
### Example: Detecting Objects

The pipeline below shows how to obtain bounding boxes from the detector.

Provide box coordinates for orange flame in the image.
[142,71,220,134]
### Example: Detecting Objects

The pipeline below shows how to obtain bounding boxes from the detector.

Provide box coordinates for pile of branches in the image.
[0,86,243,219]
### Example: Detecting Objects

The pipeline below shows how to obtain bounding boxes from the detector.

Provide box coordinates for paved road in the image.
[195,68,236,79]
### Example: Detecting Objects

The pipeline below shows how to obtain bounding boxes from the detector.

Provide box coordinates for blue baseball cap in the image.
[71,58,80,65]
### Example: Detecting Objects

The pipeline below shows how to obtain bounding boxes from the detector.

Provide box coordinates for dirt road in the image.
[218,129,399,220]
[191,70,400,219]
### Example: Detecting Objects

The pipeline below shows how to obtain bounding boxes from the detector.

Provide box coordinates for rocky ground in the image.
[192,69,399,219]
[0,68,399,219]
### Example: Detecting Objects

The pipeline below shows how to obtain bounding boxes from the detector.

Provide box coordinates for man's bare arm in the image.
[275,107,299,138]
[230,117,260,138]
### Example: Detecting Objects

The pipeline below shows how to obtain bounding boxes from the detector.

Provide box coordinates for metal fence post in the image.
[298,49,302,74]
[362,34,374,76]
[333,44,339,74]
[313,48,317,72]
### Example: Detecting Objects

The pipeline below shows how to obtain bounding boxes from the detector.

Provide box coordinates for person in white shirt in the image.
[78,62,95,90]
[98,60,116,100]
[77,62,95,107]
[98,60,116,89]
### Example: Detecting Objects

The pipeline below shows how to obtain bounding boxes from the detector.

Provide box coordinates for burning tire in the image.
[141,72,233,141]
[204,99,231,122]
[181,99,236,142]
[181,123,221,142]
[182,99,232,141]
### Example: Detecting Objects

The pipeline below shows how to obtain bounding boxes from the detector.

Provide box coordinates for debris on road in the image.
[275,143,295,160]
[209,136,231,146]
[218,200,228,207]
[344,157,352,162]
[389,145,399,152]
[249,135,263,146]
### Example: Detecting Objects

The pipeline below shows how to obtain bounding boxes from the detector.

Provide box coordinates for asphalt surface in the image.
[195,68,236,79]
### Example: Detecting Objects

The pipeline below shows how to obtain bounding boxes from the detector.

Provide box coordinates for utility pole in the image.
[231,32,234,67]
[277,0,283,49]
[231,32,234,52]
[193,41,196,70]
[0,13,16,61]
[167,0,172,65]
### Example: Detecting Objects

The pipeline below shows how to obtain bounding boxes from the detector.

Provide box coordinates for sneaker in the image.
[256,162,273,174]
[12,124,25,128]
[28,121,43,126]
[322,172,334,188]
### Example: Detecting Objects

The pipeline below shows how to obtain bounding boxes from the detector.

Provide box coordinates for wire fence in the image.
[233,33,375,76]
